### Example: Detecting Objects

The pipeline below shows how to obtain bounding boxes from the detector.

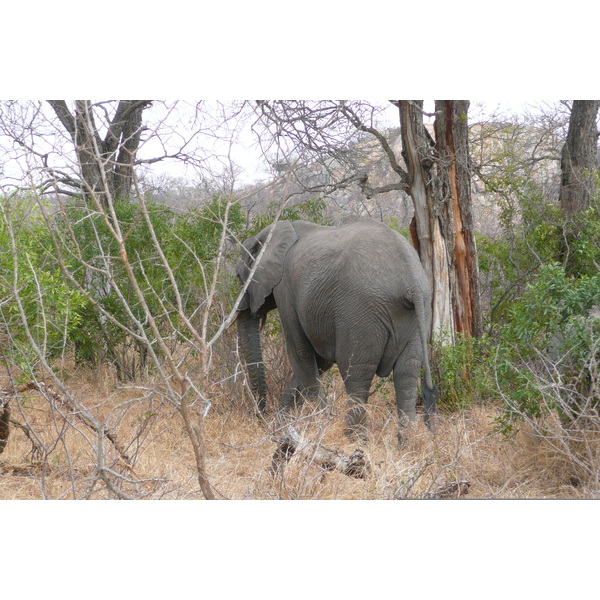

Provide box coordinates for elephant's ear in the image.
[236,221,298,314]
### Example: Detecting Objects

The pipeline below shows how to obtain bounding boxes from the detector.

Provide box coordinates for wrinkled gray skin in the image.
[236,218,438,441]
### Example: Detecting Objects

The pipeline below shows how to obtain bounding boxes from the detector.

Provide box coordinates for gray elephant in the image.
[235,218,437,441]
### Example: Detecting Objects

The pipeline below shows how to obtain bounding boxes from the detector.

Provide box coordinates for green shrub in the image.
[477,199,562,324]
[561,204,600,278]
[479,177,600,325]
[494,262,600,428]
[52,195,244,376]
[433,332,495,411]
[0,194,86,375]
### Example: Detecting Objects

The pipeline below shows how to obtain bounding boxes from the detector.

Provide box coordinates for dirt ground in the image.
[1,362,598,500]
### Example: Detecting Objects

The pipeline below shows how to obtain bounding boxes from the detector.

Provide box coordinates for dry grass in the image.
[2,361,599,500]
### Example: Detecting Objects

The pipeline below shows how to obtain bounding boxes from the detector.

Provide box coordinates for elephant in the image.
[235,218,438,441]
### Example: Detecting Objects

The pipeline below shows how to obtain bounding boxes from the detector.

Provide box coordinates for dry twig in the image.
[425,480,471,499]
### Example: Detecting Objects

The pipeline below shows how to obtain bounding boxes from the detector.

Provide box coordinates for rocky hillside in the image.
[236,121,563,238]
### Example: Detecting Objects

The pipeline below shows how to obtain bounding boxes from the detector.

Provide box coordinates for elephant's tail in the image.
[414,290,438,416]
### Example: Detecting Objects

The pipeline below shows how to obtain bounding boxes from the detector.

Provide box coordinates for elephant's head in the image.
[235,221,298,412]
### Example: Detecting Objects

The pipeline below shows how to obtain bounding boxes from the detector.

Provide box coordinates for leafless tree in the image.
[46,100,151,205]
[0,100,253,201]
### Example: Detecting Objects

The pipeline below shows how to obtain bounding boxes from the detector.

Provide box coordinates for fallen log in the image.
[272,425,370,479]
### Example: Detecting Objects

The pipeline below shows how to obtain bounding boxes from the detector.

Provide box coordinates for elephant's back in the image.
[287,219,426,305]
[291,218,420,269]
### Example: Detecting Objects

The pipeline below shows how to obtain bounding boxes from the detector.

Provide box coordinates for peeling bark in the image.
[399,101,435,285]
[400,101,452,336]
[434,100,481,338]
[398,100,481,341]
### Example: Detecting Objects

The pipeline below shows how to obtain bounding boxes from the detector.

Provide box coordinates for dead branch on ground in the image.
[272,425,370,479]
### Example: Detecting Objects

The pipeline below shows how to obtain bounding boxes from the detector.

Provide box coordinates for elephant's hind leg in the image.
[281,374,303,411]
[340,362,377,440]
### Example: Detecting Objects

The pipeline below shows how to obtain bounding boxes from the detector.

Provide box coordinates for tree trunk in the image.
[400,101,453,338]
[559,100,600,272]
[398,100,481,341]
[433,100,482,338]
[47,100,151,206]
[559,100,599,215]
[112,101,148,199]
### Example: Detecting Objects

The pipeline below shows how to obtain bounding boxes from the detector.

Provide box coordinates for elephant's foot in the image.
[396,412,416,445]
[344,424,368,443]
[274,406,294,428]
[253,397,267,419]
[344,401,368,442]
[397,428,408,446]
